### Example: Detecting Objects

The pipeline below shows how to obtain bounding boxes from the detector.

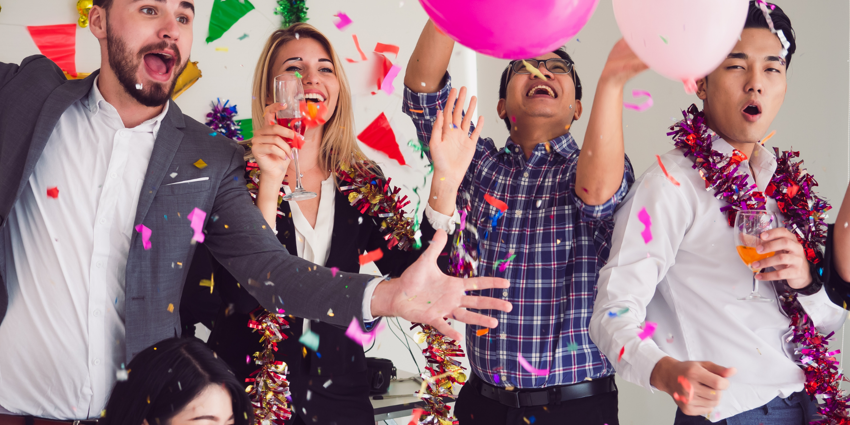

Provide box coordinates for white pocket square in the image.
[165,177,210,186]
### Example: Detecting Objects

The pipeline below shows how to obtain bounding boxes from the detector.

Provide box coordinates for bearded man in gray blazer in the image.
[0,0,511,421]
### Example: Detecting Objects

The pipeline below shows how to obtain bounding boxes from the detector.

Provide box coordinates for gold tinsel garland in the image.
[245,312,293,424]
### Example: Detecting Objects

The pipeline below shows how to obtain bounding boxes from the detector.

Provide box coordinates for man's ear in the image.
[497,98,507,120]
[573,99,583,122]
[88,6,108,41]
[696,77,708,101]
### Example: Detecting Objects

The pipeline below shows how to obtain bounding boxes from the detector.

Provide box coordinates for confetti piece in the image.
[167,303,174,313]
[135,83,143,90]
[484,194,508,212]
[510,116,516,123]
[565,124,571,131]
[476,328,489,336]
[374,42,400,59]
[656,155,681,186]
[521,59,547,80]
[215,47,229,52]
[199,277,214,294]
[170,172,178,178]
[333,12,352,30]
[408,408,426,425]
[187,207,207,243]
[294,71,302,79]
[566,342,579,352]
[637,321,657,340]
[623,90,653,112]
[494,374,500,384]
[238,33,249,40]
[760,130,776,145]
[618,346,625,362]
[46,187,59,199]
[409,109,424,113]
[193,159,207,169]
[299,329,320,351]
[327,308,334,317]
[349,34,368,62]
[246,355,251,364]
[330,267,339,277]
[672,376,694,404]
[494,253,517,272]
[660,36,668,44]
[344,317,386,346]
[359,248,383,265]
[607,307,630,317]
[637,207,652,244]
[209,132,217,137]
[323,380,332,388]
[357,112,405,165]
[381,64,402,95]
[518,354,549,376]
[116,369,128,381]
[134,224,152,250]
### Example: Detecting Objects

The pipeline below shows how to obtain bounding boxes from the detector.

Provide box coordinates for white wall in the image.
[1,1,848,424]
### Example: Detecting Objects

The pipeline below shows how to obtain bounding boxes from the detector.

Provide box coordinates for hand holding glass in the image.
[273,73,316,201]
[734,210,777,302]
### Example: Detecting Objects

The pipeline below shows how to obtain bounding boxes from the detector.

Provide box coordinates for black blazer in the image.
[822,223,850,308]
[182,179,438,384]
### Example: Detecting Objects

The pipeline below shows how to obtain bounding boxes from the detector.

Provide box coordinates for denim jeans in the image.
[673,391,817,425]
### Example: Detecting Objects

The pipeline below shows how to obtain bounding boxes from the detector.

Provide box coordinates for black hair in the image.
[93,0,113,10]
[744,1,796,67]
[101,338,253,425]
[498,48,582,130]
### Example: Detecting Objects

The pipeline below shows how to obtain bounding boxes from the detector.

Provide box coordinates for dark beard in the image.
[106,27,185,108]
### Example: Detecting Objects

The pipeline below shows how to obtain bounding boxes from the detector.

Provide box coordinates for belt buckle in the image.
[497,389,520,408]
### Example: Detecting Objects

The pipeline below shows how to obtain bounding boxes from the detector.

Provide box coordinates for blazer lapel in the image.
[325,189,360,269]
[132,100,185,226]
[18,72,100,200]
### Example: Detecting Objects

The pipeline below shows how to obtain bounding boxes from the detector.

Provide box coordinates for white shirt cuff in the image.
[361,277,384,322]
[425,203,460,235]
[798,285,847,331]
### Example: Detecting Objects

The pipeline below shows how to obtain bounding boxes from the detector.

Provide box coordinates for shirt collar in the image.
[711,135,778,189]
[503,132,578,158]
[83,76,170,134]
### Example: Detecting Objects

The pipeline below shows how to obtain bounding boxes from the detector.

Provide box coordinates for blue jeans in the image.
[673,392,817,425]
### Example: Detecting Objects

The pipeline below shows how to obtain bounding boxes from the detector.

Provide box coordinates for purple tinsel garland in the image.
[205,98,243,141]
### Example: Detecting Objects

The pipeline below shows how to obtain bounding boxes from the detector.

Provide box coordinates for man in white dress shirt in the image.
[590,2,846,424]
[0,0,512,422]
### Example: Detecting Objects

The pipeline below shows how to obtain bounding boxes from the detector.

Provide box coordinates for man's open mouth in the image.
[742,102,761,122]
[143,52,176,82]
[526,85,556,98]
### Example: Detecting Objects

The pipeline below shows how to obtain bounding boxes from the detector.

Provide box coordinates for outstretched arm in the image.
[405,19,454,93]
[575,39,647,205]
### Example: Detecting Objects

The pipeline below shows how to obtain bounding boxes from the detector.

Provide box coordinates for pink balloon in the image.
[418,0,600,60]
[613,0,748,89]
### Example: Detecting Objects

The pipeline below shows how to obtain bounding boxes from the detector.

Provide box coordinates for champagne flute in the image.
[734,210,778,302]
[273,73,316,201]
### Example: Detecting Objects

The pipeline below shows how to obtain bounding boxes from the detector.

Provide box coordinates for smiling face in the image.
[498,52,580,133]
[158,384,235,425]
[697,28,787,147]
[269,37,340,124]
[90,0,194,107]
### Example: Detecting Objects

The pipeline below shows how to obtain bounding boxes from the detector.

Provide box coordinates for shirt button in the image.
[93,309,102,317]
[500,333,507,339]
[516,211,522,217]
[502,291,508,297]
[96,261,104,268]
[523,172,529,178]
[111,173,118,179]
[93,358,102,366]
[99,218,107,225]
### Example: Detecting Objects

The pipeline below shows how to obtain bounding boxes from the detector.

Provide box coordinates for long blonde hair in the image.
[249,23,372,184]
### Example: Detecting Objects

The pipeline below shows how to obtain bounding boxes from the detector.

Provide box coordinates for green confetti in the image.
[566,342,579,352]
[493,254,517,271]
[407,139,430,160]
[660,35,668,44]
[298,329,320,352]
[294,71,302,79]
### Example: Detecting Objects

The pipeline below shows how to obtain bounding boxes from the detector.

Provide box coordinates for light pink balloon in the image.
[418,0,600,60]
[613,0,749,89]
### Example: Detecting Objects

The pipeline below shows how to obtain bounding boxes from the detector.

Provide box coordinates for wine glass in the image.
[734,210,778,302]
[273,73,316,201]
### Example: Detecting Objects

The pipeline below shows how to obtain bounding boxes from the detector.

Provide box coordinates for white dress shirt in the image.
[0,77,167,419]
[589,137,846,422]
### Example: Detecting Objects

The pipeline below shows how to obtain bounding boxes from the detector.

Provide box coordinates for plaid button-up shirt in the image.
[403,74,635,388]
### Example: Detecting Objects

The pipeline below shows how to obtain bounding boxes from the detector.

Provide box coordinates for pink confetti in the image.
[330,267,340,277]
[637,321,657,340]
[623,90,653,112]
[345,317,386,346]
[134,224,152,250]
[460,210,467,232]
[381,64,402,95]
[517,354,549,376]
[637,207,652,244]
[333,12,352,30]
[187,207,206,243]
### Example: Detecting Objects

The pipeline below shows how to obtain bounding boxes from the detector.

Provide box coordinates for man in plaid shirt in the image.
[403,20,647,425]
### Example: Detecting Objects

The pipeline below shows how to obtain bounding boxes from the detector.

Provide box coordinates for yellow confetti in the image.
[147,395,150,404]
[556,239,561,244]
[759,130,776,145]
[100,410,106,418]
[224,224,229,229]
[565,124,571,131]
[193,159,207,169]
[302,347,307,357]
[167,303,174,313]
[521,59,548,80]
[215,47,229,52]
[523,418,530,425]
[199,274,214,294]
[327,308,334,317]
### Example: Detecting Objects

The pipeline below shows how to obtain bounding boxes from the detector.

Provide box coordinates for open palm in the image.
[430,87,484,186]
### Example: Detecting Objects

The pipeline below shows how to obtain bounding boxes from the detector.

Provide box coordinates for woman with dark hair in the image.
[101,337,253,425]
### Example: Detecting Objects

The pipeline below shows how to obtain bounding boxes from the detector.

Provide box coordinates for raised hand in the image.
[650,357,737,417]
[753,227,812,289]
[600,38,650,86]
[369,230,511,341]
[430,86,484,187]
[251,103,302,182]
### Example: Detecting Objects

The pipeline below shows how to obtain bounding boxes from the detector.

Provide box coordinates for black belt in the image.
[473,374,617,408]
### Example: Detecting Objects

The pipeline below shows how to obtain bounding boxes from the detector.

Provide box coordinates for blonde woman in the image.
[185,24,440,424]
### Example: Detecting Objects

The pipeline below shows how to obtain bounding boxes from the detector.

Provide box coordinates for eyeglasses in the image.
[509,58,574,75]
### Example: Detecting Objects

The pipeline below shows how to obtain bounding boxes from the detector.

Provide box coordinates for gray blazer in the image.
[0,56,374,361]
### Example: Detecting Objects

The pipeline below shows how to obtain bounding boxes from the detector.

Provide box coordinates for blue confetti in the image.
[164,215,167,220]
[529,417,536,424]
[238,33,249,40]
[209,132,218,136]
[819,268,824,276]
